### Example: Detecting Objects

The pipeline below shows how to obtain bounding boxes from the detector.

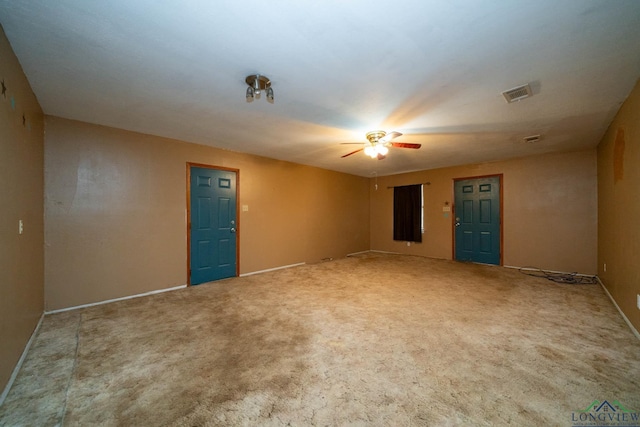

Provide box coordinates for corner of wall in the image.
[597,78,640,334]
[0,24,45,396]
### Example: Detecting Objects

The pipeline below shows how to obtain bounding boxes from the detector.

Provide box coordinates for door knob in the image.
[230,228,236,233]
[455,222,461,227]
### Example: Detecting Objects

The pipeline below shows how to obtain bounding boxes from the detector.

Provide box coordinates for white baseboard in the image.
[239,262,305,277]
[504,265,596,277]
[368,249,403,255]
[0,313,44,408]
[597,277,640,341]
[346,250,372,257]
[45,285,187,315]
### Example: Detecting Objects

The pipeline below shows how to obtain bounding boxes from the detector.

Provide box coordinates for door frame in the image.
[186,162,240,285]
[451,173,503,265]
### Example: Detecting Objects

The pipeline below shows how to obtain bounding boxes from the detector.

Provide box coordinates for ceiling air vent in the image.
[523,134,541,144]
[502,84,533,103]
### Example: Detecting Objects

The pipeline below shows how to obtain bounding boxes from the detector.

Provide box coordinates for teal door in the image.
[189,166,237,284]
[454,176,501,265]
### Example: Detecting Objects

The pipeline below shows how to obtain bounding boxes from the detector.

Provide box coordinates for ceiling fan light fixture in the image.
[341,130,417,160]
[363,143,389,158]
[366,130,387,144]
[364,146,376,158]
[245,74,273,103]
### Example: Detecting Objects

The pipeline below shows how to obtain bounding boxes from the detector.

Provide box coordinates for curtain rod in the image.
[386,182,431,189]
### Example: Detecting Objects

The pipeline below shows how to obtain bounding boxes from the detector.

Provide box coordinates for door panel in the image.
[480,199,491,223]
[479,231,492,253]
[218,239,231,266]
[462,200,473,222]
[454,176,501,265]
[190,167,237,284]
[462,231,473,251]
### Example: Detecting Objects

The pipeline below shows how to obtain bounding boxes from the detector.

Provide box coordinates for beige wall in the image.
[370,149,597,274]
[0,26,44,393]
[598,79,640,333]
[44,117,369,310]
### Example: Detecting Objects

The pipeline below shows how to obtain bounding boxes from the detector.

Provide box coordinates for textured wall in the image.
[0,26,44,394]
[44,117,370,310]
[370,149,597,275]
[598,79,640,333]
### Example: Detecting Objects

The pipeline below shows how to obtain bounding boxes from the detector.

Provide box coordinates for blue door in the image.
[454,176,501,265]
[189,166,237,284]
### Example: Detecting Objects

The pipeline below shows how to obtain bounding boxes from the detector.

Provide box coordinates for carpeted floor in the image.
[1,252,639,426]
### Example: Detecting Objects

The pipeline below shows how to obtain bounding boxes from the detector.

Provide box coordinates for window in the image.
[393,184,423,243]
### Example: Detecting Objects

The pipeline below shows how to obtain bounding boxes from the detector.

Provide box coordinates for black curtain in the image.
[393,185,422,242]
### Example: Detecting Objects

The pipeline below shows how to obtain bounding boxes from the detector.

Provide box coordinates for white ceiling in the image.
[1,1,640,177]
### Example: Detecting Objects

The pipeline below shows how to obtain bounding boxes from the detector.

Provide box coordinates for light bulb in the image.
[377,145,389,156]
[364,146,375,158]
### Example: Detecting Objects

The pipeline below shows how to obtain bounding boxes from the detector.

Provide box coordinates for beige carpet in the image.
[1,253,639,426]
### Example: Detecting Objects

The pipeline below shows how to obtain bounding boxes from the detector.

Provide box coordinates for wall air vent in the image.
[502,84,533,103]
[523,134,541,144]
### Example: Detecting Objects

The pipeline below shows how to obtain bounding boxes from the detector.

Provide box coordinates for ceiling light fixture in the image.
[364,144,389,158]
[245,74,274,103]
[364,130,390,158]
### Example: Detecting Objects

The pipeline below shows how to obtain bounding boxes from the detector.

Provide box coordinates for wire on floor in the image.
[519,267,598,285]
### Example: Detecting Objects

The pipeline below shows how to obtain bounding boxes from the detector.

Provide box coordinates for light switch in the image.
[242,205,249,212]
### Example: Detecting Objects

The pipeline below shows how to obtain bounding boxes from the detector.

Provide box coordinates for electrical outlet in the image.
[18,220,23,235]
[604,263,607,272]
[637,294,640,310]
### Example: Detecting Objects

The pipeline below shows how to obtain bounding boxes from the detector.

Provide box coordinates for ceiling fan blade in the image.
[340,142,365,145]
[377,153,387,160]
[391,142,421,149]
[380,131,402,142]
[341,148,364,158]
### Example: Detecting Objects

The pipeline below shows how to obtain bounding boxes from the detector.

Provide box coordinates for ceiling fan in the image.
[341,130,421,160]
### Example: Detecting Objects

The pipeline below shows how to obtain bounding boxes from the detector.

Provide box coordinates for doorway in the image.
[453,175,502,265]
[187,164,239,285]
